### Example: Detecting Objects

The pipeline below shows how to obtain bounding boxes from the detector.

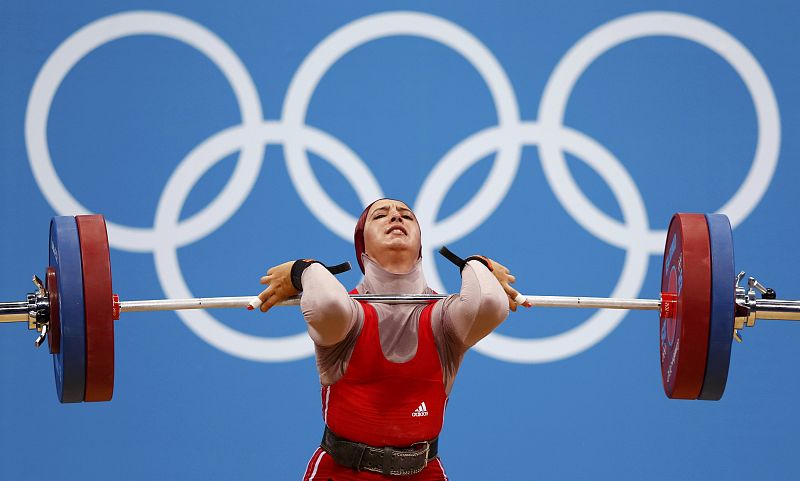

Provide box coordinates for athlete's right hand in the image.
[256,261,300,313]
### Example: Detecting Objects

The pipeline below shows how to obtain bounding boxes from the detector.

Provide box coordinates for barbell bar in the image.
[3,294,798,320]
[0,294,663,317]
[1,213,799,403]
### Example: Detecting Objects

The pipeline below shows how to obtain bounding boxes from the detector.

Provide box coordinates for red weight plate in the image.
[76,215,115,402]
[46,267,60,355]
[659,213,711,399]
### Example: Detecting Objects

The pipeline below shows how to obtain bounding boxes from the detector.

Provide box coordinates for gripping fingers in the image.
[258,288,272,312]
[257,283,285,313]
[260,298,279,313]
[503,284,532,311]
[502,284,518,312]
[249,278,271,310]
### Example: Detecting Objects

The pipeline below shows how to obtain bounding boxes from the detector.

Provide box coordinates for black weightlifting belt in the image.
[321,426,439,476]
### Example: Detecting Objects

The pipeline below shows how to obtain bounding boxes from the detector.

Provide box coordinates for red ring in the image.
[46,267,60,355]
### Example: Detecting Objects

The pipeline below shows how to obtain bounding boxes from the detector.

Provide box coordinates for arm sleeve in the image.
[435,259,509,349]
[299,263,360,346]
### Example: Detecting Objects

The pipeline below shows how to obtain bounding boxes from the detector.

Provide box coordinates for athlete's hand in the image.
[483,258,532,312]
[257,261,300,313]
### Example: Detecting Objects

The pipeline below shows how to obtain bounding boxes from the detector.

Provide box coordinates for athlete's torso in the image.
[323,298,447,446]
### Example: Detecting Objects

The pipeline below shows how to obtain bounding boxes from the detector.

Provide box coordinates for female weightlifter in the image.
[256,198,527,480]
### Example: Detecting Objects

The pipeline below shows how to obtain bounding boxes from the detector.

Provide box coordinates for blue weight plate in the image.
[50,216,86,403]
[698,214,735,400]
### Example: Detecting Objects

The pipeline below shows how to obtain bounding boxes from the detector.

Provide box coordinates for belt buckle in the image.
[410,440,430,468]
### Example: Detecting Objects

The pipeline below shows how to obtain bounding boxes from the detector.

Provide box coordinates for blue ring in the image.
[698,214,735,400]
[50,216,86,403]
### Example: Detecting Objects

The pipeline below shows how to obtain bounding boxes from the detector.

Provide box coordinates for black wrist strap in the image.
[291,260,352,291]
[466,255,492,271]
[438,246,466,270]
[438,246,492,271]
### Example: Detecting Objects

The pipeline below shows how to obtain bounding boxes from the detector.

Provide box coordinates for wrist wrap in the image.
[291,260,352,291]
[438,246,492,271]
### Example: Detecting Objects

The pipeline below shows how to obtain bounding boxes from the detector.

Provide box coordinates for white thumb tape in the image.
[248,297,263,310]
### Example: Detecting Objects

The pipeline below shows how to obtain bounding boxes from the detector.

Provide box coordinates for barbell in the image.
[1,213,798,403]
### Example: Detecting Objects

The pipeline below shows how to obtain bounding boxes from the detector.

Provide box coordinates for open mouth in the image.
[386,226,407,236]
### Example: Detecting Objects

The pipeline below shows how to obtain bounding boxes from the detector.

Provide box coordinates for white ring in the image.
[25,11,264,252]
[538,11,780,254]
[421,123,650,363]
[282,11,521,240]
[153,123,382,361]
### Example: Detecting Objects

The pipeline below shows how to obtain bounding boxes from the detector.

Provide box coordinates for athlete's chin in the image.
[380,239,418,253]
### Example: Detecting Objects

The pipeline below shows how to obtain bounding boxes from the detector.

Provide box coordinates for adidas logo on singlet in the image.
[411,402,429,417]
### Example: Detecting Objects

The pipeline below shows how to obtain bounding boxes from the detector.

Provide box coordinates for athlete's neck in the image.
[360,254,428,295]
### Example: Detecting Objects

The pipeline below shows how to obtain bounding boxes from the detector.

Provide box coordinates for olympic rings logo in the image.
[25,10,780,363]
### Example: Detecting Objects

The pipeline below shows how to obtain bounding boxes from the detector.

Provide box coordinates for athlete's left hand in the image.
[484,258,532,312]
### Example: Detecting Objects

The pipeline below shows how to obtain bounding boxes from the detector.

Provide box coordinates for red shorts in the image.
[302,448,449,481]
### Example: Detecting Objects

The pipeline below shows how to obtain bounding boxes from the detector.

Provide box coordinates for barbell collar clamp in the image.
[0,277,49,330]
[733,272,800,330]
[0,295,49,328]
[34,324,48,348]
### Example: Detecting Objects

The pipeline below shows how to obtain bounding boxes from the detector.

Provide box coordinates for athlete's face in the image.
[363,200,421,263]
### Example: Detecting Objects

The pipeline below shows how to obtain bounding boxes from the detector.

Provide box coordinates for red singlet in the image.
[303,299,449,480]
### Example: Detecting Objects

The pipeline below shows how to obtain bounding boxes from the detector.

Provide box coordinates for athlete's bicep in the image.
[300,263,359,346]
[440,261,508,348]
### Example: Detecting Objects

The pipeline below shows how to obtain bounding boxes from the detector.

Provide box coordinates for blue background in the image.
[2,1,799,480]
